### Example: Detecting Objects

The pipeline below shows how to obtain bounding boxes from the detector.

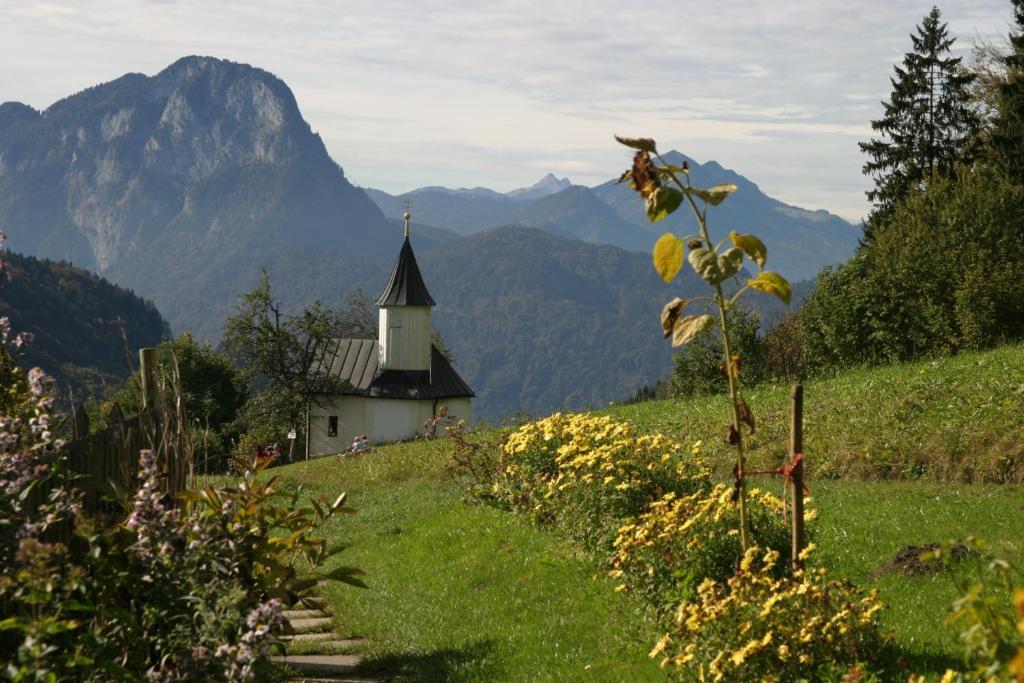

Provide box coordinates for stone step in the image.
[284,609,328,620]
[289,617,333,633]
[285,634,364,647]
[273,653,361,676]
[300,640,364,654]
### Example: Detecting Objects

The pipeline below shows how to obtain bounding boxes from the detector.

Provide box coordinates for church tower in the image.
[375,210,435,372]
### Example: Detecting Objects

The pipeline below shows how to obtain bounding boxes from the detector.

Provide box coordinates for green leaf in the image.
[646,186,684,223]
[672,314,716,347]
[614,135,657,153]
[690,183,738,206]
[747,271,792,305]
[660,297,689,338]
[688,247,723,284]
[717,247,744,280]
[652,234,684,283]
[729,231,767,269]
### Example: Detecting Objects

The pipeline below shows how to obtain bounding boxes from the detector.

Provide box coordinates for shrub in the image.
[611,485,797,608]
[0,316,360,680]
[909,541,1024,682]
[799,168,1024,373]
[652,546,888,682]
[496,413,710,548]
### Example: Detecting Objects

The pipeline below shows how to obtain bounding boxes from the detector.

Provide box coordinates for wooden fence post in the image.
[139,347,158,411]
[790,383,806,572]
[71,402,89,440]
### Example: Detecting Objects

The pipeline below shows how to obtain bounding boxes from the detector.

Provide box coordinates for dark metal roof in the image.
[311,339,474,399]
[310,338,379,390]
[375,237,436,307]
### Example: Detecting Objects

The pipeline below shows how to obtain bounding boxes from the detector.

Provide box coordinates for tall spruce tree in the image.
[991,0,1024,181]
[859,6,979,239]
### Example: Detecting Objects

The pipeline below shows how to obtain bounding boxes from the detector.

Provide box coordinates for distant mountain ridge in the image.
[367,155,859,281]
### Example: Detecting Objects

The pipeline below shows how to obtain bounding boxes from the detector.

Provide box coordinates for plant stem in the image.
[656,154,752,551]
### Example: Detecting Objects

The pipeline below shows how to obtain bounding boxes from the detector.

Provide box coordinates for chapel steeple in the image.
[375,208,436,307]
[376,209,434,371]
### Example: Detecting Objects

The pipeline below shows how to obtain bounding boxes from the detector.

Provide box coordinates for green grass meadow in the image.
[269,344,1024,681]
[278,442,666,682]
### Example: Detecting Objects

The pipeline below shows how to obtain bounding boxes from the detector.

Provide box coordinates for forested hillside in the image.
[0,250,168,396]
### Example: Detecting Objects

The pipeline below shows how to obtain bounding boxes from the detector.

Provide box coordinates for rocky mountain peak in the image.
[0,56,395,314]
[507,173,573,200]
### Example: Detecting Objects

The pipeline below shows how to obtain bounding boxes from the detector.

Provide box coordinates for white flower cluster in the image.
[216,598,285,681]
[126,449,181,563]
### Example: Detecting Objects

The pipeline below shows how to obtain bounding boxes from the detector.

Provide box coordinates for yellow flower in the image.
[649,635,670,658]
[1007,647,1024,680]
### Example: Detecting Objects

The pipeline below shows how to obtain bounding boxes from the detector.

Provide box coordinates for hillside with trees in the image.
[0,248,168,396]
[797,5,1024,372]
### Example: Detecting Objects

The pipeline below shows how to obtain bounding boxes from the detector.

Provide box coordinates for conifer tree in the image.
[991,0,1024,181]
[859,7,979,239]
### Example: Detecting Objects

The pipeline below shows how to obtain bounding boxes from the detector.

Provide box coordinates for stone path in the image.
[275,604,384,683]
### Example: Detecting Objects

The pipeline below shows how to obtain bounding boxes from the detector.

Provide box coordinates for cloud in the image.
[0,0,1015,221]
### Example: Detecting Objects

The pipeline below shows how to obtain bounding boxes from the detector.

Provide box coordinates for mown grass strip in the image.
[276,442,666,682]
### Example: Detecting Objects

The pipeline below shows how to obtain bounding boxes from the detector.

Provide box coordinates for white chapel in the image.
[305,213,474,457]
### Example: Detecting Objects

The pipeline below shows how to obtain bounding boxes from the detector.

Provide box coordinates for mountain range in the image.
[364,159,859,282]
[1,56,847,420]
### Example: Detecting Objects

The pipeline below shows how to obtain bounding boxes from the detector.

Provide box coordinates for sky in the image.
[0,0,1016,222]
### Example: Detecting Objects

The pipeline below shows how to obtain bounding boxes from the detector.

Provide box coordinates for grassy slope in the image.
[809,479,1023,672]
[276,441,665,683]
[604,343,1024,483]
[273,344,1024,680]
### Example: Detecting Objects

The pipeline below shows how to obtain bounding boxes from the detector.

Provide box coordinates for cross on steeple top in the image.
[402,198,413,239]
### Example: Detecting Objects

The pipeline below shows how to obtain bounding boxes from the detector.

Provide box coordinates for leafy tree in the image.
[991,0,1024,181]
[221,271,368,454]
[670,304,766,398]
[859,6,979,239]
[762,311,803,381]
[104,334,247,470]
[109,334,246,430]
[799,167,1024,370]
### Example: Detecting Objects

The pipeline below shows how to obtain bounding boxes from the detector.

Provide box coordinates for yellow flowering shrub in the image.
[611,485,794,605]
[653,546,888,682]
[497,413,710,547]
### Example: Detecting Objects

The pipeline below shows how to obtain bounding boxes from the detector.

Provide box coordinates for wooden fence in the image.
[31,348,190,524]
[60,400,188,517]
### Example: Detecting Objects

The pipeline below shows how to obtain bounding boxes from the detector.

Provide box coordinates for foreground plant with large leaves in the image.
[0,318,360,681]
[615,134,791,551]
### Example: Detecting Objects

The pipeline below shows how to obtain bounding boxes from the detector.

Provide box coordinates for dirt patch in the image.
[870,543,973,578]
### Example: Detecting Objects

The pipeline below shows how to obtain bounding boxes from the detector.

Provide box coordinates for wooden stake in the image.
[71,402,90,440]
[790,383,805,572]
[139,348,158,411]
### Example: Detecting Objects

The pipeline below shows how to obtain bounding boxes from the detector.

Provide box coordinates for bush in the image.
[653,546,888,682]
[0,317,360,681]
[909,541,1024,682]
[478,412,880,682]
[496,413,711,548]
[611,485,797,608]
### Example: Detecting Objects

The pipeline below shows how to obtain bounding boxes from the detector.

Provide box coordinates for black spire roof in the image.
[375,237,436,307]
